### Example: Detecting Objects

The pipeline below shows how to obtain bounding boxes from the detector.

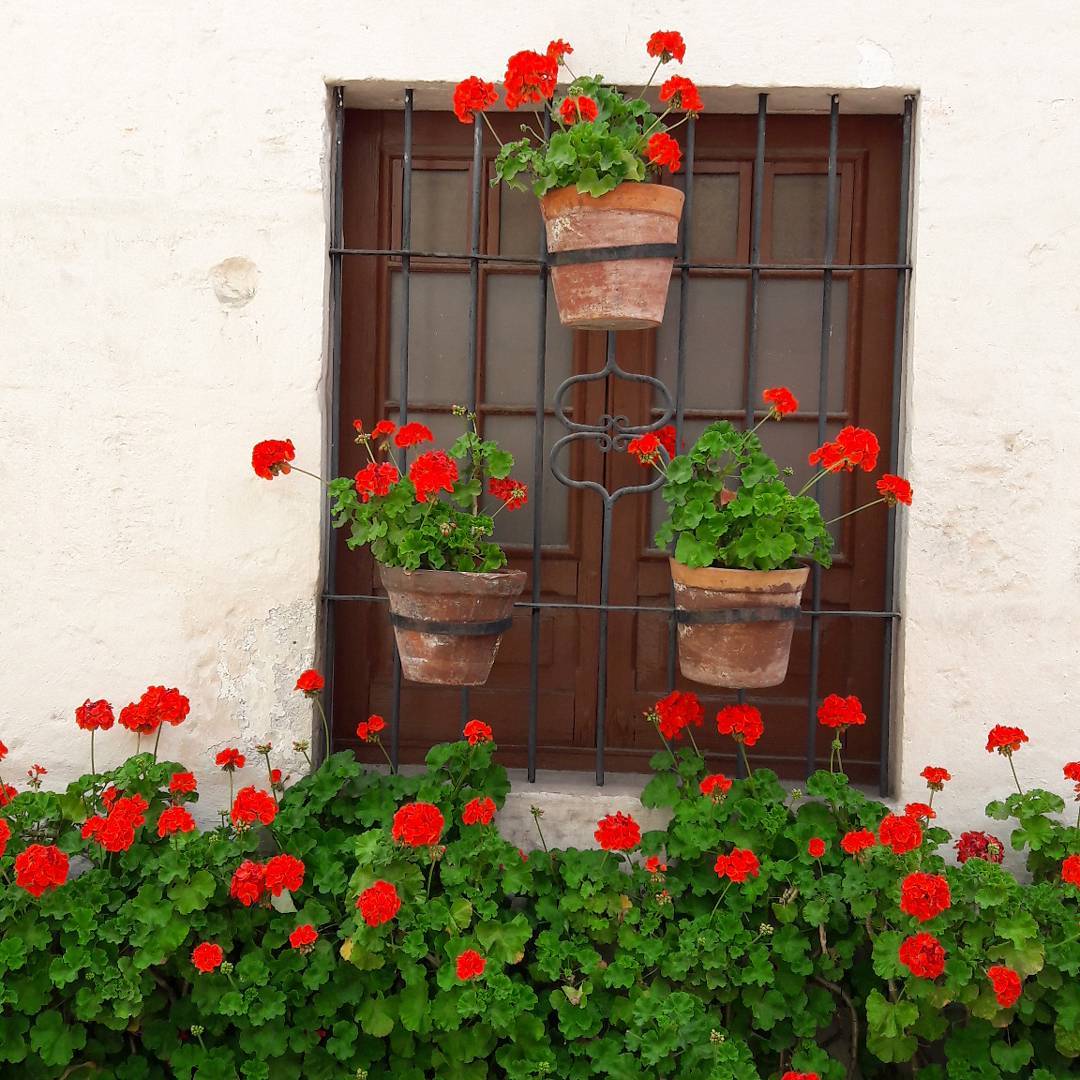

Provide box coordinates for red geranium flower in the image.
[118,701,158,736]
[14,844,69,898]
[808,426,880,473]
[372,420,397,439]
[594,811,641,852]
[763,386,798,417]
[75,699,115,732]
[456,949,486,981]
[650,689,704,742]
[808,838,826,858]
[644,855,667,874]
[921,765,951,790]
[627,431,662,464]
[955,830,1004,865]
[252,439,295,479]
[270,768,283,785]
[816,693,866,730]
[714,848,760,883]
[646,30,686,63]
[1063,854,1080,887]
[452,76,498,125]
[781,1074,820,1080]
[264,854,305,895]
[489,477,528,510]
[356,714,387,742]
[295,669,325,694]
[463,719,493,745]
[899,932,946,979]
[899,872,951,923]
[504,50,558,110]
[408,450,459,503]
[986,725,1028,755]
[1064,762,1080,782]
[840,829,877,855]
[0,740,7,761]
[659,75,703,113]
[904,802,935,821]
[157,805,196,838]
[394,421,435,448]
[357,879,402,927]
[216,747,245,771]
[229,860,267,906]
[546,39,573,63]
[559,95,599,124]
[877,474,913,506]
[169,772,197,794]
[192,942,224,973]
[988,965,1022,1008]
[289,924,319,950]
[647,132,682,173]
[82,794,148,853]
[463,797,497,826]
[0,818,10,859]
[878,813,923,855]
[699,772,733,800]
[354,461,400,502]
[716,704,764,747]
[231,786,278,828]
[657,425,677,457]
[392,802,445,847]
[0,784,17,807]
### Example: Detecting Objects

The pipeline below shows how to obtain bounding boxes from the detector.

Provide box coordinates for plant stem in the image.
[481,111,504,148]
[90,731,96,776]
[1008,753,1024,796]
[642,58,663,93]
[152,725,162,763]
[531,812,550,854]
[288,464,329,484]
[374,738,396,773]
[824,498,887,526]
[738,742,755,779]
[796,467,841,498]
[711,880,732,914]
[264,754,278,807]
[425,853,438,899]
[314,696,332,763]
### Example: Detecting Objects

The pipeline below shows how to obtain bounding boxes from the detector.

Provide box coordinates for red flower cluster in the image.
[504,50,558,110]
[657,425,677,457]
[14,844,69,898]
[371,420,396,439]
[0,783,17,807]
[841,829,876,855]
[230,860,266,906]
[394,422,434,448]
[644,855,667,874]
[216,747,245,771]
[75,698,115,732]
[357,879,402,927]
[816,693,866,730]
[0,818,9,859]
[921,765,950,790]
[192,942,224,973]
[899,872,951,923]
[988,965,1022,1008]
[453,77,498,125]
[650,689,704,742]
[955,830,1004,865]
[714,848,760,883]
[646,30,686,63]
[627,431,664,464]
[355,461,400,502]
[489,477,528,510]
[463,719,493,745]
[295,669,325,694]
[170,771,197,794]
[0,740,6,760]
[356,714,387,742]
[898,932,946,979]
[716,704,764,747]
[781,1074,820,1080]
[808,426,880,473]
[157,805,196,838]
[559,95,599,124]
[808,838,826,858]
[647,132,681,173]
[252,439,295,479]
[594,811,641,852]
[82,793,148,853]
[392,802,445,847]
[264,854,305,896]
[986,725,1028,755]
[1063,854,1080,887]
[231,786,277,828]
[547,39,573,64]
[1064,762,1080,782]
[289,924,319,950]
[118,686,191,736]
[409,450,459,503]
[876,473,913,506]
[904,802,935,821]
[659,75,702,113]
[457,949,486,981]
[763,386,798,417]
[699,772,733,800]
[878,813,922,855]
[463,796,497,826]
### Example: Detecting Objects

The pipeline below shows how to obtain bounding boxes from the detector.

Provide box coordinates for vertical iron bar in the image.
[879,95,914,795]
[666,115,695,691]
[595,333,618,785]
[390,89,415,769]
[527,110,552,783]
[744,93,768,429]
[805,94,840,778]
[322,85,345,761]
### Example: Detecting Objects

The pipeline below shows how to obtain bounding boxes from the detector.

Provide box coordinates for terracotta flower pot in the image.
[669,559,809,688]
[539,182,685,330]
[378,565,526,686]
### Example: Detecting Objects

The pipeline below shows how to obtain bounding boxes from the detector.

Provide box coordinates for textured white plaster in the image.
[2,2,1080,839]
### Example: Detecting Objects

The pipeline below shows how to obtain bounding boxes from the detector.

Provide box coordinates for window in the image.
[327,91,912,789]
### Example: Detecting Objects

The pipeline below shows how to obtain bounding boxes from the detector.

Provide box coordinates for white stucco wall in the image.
[2,2,1079,834]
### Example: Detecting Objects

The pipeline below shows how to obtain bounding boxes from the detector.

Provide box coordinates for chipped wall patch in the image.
[209,256,259,307]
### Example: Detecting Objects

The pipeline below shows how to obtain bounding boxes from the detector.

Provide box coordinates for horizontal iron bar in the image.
[547,242,679,266]
[675,607,799,625]
[390,612,512,636]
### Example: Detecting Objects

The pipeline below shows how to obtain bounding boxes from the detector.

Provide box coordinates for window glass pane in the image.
[687,174,740,262]
[484,275,573,408]
[498,182,543,257]
[483,415,568,547]
[389,272,471,404]
[407,169,469,253]
[756,278,848,414]
[771,174,839,263]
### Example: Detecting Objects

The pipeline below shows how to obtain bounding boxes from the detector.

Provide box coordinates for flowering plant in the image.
[453,31,701,197]
[641,386,913,570]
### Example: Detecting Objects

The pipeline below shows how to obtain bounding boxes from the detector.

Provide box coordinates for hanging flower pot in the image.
[452,31,702,330]
[379,565,526,685]
[539,183,685,329]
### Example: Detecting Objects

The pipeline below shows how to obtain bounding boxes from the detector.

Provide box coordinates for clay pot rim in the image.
[378,563,526,597]
[669,558,809,591]
[539,180,685,221]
